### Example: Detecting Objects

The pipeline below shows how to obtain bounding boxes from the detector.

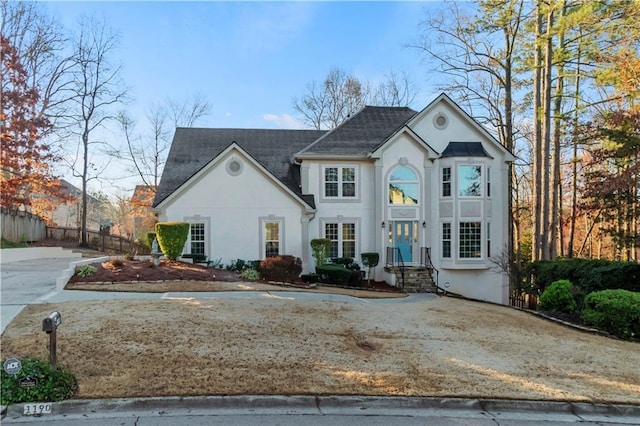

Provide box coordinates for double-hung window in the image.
[459,222,482,258]
[442,223,452,258]
[324,166,356,198]
[264,221,280,257]
[189,223,205,255]
[442,167,451,197]
[325,222,356,258]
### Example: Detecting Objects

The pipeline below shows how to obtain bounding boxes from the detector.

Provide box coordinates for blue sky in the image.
[46,1,445,193]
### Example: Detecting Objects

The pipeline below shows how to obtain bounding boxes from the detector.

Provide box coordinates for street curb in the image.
[3,395,640,422]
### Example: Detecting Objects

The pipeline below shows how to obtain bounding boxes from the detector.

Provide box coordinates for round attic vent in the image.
[434,113,448,130]
[226,158,243,176]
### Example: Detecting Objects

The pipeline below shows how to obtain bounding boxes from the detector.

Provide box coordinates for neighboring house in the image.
[130,185,157,241]
[152,94,515,304]
[48,179,108,231]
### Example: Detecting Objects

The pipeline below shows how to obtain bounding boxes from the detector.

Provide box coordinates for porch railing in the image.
[385,246,405,290]
[420,247,441,293]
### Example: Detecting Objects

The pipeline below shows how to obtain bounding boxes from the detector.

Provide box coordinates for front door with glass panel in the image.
[394,221,413,263]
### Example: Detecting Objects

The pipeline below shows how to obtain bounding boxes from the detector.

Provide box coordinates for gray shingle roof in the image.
[153,128,326,208]
[440,142,492,158]
[296,106,418,157]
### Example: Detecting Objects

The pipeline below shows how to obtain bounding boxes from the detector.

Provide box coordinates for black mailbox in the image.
[42,311,62,334]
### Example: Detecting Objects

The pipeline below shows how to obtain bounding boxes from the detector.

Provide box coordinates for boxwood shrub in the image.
[155,222,190,260]
[538,279,578,313]
[1,358,76,405]
[316,264,362,287]
[582,289,640,340]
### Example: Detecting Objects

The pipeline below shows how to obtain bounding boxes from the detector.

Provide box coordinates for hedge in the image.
[155,222,190,260]
[530,259,640,294]
[316,264,362,287]
[582,289,640,341]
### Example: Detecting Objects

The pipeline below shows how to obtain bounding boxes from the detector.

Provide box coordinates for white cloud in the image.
[262,113,303,129]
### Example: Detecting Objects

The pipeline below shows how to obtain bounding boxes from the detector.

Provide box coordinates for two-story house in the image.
[152,94,514,304]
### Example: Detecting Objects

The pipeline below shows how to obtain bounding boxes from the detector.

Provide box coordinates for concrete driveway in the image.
[0,258,79,334]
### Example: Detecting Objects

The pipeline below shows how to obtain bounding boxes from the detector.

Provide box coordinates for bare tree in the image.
[115,94,211,189]
[68,16,127,246]
[371,71,418,107]
[293,68,369,130]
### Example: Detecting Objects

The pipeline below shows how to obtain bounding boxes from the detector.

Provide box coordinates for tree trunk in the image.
[532,4,544,262]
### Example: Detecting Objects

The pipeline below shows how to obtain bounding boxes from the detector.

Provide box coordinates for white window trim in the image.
[259,216,284,259]
[441,166,452,198]
[321,218,359,259]
[183,216,211,256]
[321,165,359,202]
[456,164,484,198]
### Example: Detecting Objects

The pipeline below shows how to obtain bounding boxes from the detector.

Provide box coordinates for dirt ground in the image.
[2,294,639,404]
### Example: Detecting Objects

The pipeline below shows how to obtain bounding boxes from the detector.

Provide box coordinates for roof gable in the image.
[153,128,325,208]
[295,106,417,159]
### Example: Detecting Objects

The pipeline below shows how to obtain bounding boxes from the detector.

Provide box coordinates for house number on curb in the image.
[23,403,53,416]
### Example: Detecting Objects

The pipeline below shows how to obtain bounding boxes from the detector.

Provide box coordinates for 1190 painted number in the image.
[23,403,52,415]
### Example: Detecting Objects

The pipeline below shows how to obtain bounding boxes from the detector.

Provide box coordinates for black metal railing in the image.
[385,246,405,290]
[420,246,441,294]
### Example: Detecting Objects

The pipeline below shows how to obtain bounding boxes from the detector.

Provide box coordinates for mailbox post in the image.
[42,312,62,370]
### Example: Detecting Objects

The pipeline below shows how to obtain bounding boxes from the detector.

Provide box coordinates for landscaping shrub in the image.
[582,290,640,340]
[1,358,76,405]
[531,259,640,294]
[330,257,361,271]
[361,252,380,285]
[538,279,578,313]
[316,264,362,287]
[155,222,190,260]
[310,239,331,267]
[240,268,260,281]
[75,265,96,277]
[226,259,261,272]
[301,273,319,284]
[146,232,156,249]
[258,255,302,282]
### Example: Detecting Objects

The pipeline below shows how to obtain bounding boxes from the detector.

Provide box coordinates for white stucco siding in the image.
[438,268,509,304]
[160,150,306,265]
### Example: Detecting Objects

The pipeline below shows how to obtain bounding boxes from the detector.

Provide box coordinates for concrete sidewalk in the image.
[2,395,640,424]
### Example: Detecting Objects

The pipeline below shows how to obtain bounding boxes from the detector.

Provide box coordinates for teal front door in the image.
[394,221,413,263]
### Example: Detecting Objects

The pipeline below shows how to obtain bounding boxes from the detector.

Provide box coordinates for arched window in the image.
[388,166,419,205]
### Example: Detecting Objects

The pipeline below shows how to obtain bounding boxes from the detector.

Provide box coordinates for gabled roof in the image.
[152,128,325,208]
[295,106,418,158]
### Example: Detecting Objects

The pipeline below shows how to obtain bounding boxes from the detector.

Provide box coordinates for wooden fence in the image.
[46,226,150,255]
[1,208,46,242]
[509,293,539,310]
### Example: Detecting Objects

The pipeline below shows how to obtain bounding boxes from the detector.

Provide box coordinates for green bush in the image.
[240,268,260,280]
[1,358,76,405]
[538,279,578,313]
[316,264,362,287]
[301,273,319,284]
[226,259,261,272]
[75,265,96,277]
[310,239,331,267]
[582,290,640,340]
[146,232,156,248]
[330,257,361,271]
[531,259,640,294]
[258,255,302,282]
[155,222,190,260]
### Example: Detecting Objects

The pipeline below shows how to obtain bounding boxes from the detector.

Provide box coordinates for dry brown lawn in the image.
[2,293,639,404]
